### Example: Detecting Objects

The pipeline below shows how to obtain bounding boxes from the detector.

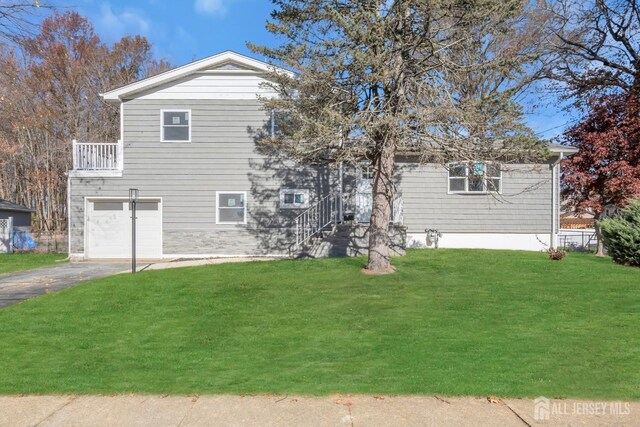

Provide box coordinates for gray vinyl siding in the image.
[396,162,553,234]
[69,97,554,255]
[69,99,336,255]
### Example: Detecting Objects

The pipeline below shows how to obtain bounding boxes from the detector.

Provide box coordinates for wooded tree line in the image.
[0,10,169,231]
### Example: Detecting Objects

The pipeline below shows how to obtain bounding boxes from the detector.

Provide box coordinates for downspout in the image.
[551,152,563,249]
[338,162,344,223]
[63,172,71,262]
[120,101,125,171]
[120,101,125,142]
[338,128,344,223]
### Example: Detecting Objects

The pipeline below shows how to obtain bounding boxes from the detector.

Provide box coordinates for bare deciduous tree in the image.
[544,0,640,99]
[545,0,640,239]
[0,0,51,42]
[0,11,171,231]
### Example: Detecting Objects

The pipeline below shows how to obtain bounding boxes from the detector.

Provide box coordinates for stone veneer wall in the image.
[344,224,407,257]
[308,224,407,258]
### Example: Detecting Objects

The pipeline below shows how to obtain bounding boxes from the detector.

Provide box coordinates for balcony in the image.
[70,140,123,177]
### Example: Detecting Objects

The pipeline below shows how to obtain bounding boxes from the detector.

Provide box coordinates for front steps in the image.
[296,223,407,258]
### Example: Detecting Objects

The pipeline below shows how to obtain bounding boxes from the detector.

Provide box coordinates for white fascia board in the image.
[101,51,294,103]
[548,144,579,155]
[68,170,123,178]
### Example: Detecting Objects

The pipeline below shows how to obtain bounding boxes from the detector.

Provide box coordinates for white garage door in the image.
[86,199,162,259]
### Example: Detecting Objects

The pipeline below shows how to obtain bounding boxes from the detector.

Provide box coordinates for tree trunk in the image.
[594,216,605,257]
[366,140,396,273]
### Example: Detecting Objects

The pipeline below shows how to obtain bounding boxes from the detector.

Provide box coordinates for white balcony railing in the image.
[72,140,123,171]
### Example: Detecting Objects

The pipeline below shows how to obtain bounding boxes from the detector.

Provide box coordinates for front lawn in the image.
[0,249,638,399]
[0,252,67,275]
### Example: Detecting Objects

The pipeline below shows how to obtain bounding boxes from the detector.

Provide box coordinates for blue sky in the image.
[64,0,574,139]
[70,0,276,63]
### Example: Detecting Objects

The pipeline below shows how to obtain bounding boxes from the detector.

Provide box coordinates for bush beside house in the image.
[600,199,640,267]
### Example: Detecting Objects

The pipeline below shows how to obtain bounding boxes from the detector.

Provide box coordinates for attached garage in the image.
[85,198,162,259]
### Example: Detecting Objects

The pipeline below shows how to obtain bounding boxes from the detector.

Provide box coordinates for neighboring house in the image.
[0,199,35,253]
[560,216,595,229]
[67,51,578,260]
[0,199,34,229]
[560,205,595,230]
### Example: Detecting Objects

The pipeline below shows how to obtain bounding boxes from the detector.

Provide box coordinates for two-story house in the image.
[67,51,577,260]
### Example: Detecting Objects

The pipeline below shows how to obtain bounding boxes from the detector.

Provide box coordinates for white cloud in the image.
[194,0,233,16]
[96,2,151,42]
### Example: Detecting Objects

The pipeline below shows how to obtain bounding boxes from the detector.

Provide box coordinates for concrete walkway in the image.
[139,257,277,272]
[0,395,637,426]
[0,262,129,308]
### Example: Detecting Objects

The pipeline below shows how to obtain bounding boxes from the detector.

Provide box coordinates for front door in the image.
[356,162,373,223]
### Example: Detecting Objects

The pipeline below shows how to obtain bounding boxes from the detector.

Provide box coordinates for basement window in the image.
[161,110,191,142]
[448,162,502,194]
[280,189,309,209]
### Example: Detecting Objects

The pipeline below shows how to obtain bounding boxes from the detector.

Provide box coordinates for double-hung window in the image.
[448,162,502,193]
[216,192,247,224]
[270,109,290,138]
[161,110,191,142]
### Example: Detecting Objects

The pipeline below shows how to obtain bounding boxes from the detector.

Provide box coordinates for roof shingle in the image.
[0,199,35,213]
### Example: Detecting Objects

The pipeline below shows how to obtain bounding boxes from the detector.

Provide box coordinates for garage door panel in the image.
[133,208,162,257]
[87,202,129,259]
[87,199,162,259]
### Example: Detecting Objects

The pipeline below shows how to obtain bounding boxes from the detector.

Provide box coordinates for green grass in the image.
[0,252,67,274]
[0,249,638,399]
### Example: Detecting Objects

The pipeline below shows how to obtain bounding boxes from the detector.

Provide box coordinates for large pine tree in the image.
[251,0,548,273]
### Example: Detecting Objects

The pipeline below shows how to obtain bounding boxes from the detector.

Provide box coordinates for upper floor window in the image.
[161,110,191,142]
[448,162,502,194]
[269,109,297,139]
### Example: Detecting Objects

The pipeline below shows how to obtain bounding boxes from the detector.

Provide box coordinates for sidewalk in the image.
[1,395,637,426]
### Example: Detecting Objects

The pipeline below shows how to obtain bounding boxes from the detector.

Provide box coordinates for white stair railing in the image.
[72,140,122,170]
[295,193,341,247]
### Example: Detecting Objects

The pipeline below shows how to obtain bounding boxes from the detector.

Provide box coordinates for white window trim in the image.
[447,162,502,195]
[270,109,276,138]
[357,161,374,180]
[160,109,191,143]
[280,189,310,209]
[216,191,247,225]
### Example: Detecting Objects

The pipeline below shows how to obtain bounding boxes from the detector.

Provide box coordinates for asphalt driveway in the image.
[0,262,130,308]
